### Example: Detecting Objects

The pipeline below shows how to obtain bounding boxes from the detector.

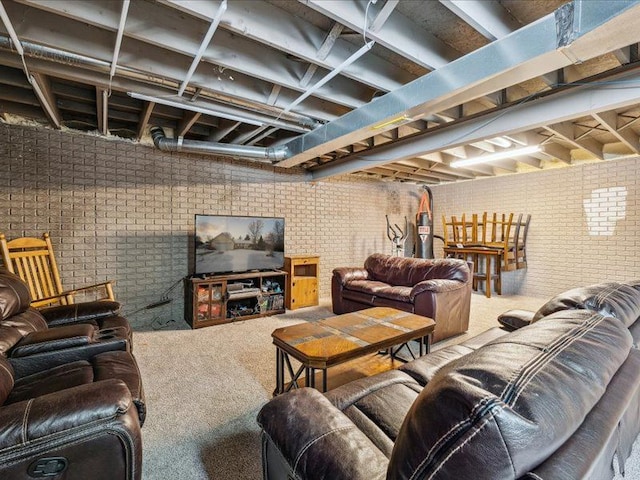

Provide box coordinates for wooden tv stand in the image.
[185,270,287,329]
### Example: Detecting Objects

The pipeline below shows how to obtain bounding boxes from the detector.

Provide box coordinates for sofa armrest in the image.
[0,379,136,451]
[258,388,388,480]
[39,300,121,326]
[497,309,536,331]
[409,279,465,300]
[11,324,95,358]
[332,267,369,285]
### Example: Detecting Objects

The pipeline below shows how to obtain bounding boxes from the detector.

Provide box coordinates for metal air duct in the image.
[150,127,289,163]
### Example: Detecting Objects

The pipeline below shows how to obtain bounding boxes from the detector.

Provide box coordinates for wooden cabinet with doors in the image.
[284,255,319,309]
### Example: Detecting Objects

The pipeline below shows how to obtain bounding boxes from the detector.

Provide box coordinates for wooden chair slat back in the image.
[0,233,67,307]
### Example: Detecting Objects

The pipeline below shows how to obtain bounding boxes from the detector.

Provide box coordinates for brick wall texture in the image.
[431,159,640,298]
[0,124,418,328]
[3,123,639,328]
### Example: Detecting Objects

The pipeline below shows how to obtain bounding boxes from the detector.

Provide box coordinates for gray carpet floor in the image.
[135,293,640,479]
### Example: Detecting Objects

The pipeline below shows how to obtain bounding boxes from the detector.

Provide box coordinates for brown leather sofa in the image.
[332,253,472,342]
[258,280,640,479]
[0,269,145,479]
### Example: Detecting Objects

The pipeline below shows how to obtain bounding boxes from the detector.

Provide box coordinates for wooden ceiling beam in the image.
[137,101,155,141]
[591,110,640,153]
[544,122,604,160]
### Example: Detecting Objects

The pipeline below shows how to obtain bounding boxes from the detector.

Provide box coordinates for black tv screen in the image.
[194,215,285,275]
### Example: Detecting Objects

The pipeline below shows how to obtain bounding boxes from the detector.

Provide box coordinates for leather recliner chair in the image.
[0,268,146,423]
[0,269,145,479]
[0,269,134,377]
[0,267,132,343]
[0,352,143,479]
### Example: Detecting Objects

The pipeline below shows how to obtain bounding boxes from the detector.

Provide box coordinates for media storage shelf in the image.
[185,270,287,328]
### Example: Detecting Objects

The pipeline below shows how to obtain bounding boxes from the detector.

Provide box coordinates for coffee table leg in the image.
[305,367,315,387]
[322,369,327,392]
[425,333,432,354]
[274,348,284,396]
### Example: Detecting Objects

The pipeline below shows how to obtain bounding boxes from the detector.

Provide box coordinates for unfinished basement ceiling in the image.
[1,0,640,184]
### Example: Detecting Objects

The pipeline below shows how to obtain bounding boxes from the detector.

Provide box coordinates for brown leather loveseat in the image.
[259,280,640,479]
[332,253,472,342]
[0,269,145,480]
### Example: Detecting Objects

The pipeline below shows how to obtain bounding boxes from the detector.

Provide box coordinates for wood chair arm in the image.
[37,281,115,303]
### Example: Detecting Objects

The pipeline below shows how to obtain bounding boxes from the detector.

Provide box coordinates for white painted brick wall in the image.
[432,159,640,298]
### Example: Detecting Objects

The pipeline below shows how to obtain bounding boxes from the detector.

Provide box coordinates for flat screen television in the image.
[194,214,285,275]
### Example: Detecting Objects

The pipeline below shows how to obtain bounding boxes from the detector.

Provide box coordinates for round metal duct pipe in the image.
[150,127,289,163]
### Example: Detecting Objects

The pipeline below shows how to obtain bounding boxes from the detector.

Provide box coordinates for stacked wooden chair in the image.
[441,212,530,297]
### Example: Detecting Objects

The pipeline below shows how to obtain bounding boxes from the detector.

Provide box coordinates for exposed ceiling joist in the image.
[280,1,640,167]
[370,0,399,33]
[302,0,458,69]
[309,68,640,180]
[136,100,155,141]
[1,0,639,186]
[177,111,202,138]
[544,122,604,159]
[162,0,412,92]
[208,121,241,142]
[96,87,108,135]
[591,110,640,153]
[29,73,61,129]
[439,0,520,41]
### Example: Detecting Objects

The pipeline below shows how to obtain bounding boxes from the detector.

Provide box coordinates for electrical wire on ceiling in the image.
[363,0,378,44]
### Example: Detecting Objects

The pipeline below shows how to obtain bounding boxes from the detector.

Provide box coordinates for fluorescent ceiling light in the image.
[127,92,264,126]
[372,115,410,130]
[451,145,541,168]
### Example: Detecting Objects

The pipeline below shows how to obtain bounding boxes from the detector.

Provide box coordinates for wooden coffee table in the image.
[272,307,435,395]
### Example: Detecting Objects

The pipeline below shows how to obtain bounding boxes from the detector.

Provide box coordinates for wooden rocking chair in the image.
[0,233,115,309]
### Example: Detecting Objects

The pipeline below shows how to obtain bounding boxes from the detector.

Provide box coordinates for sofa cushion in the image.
[374,286,412,303]
[8,360,94,404]
[364,254,469,288]
[0,308,49,355]
[533,281,640,327]
[388,310,633,480]
[0,270,31,320]
[401,328,509,386]
[400,344,474,386]
[345,280,390,295]
[325,370,421,458]
[342,289,376,305]
[258,388,389,480]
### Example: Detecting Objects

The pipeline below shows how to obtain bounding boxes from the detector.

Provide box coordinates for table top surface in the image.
[271,307,435,367]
